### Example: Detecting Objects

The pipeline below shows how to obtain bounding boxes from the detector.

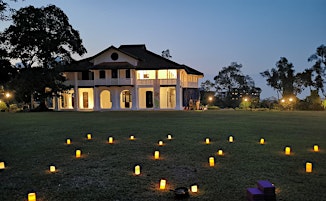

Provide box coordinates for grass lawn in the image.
[0,110,325,201]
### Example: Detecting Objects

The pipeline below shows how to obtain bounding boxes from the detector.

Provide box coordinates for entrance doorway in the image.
[146,91,153,108]
[122,90,131,108]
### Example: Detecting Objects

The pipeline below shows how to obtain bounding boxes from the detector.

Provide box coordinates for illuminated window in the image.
[137,70,155,79]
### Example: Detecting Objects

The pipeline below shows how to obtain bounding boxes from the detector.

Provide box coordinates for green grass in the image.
[0,111,325,201]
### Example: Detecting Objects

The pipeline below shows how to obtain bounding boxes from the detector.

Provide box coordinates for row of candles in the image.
[0,134,320,200]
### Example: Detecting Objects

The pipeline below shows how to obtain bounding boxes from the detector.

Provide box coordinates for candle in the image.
[154,151,160,159]
[66,138,71,145]
[306,162,312,173]
[76,150,81,158]
[28,193,36,201]
[87,134,92,140]
[205,138,210,144]
[130,135,135,140]
[0,162,5,169]
[209,157,215,167]
[191,184,198,193]
[229,136,233,143]
[50,165,56,172]
[260,138,265,144]
[158,140,163,146]
[160,179,166,190]
[313,145,319,152]
[285,147,291,155]
[108,137,114,144]
[167,134,172,140]
[134,165,140,175]
[217,149,223,156]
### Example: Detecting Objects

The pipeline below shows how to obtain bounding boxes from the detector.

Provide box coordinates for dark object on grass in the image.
[246,188,264,201]
[172,187,189,199]
[257,180,276,201]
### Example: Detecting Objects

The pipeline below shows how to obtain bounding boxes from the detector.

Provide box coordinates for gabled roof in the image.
[64,44,203,76]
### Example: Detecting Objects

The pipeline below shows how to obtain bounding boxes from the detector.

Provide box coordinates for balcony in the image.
[64,78,134,87]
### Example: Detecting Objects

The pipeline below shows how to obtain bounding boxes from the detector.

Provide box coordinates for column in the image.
[154,70,160,110]
[94,87,100,111]
[175,70,182,110]
[73,72,79,111]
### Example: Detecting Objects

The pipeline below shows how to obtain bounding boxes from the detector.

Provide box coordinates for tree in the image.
[214,62,256,108]
[1,5,86,109]
[261,57,301,98]
[1,5,87,68]
[0,48,17,86]
[308,44,326,96]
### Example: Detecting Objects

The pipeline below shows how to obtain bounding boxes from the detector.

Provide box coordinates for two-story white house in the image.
[53,44,203,111]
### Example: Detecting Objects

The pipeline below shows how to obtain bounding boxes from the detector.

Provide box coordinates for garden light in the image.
[217,149,223,156]
[205,138,210,144]
[0,162,5,169]
[134,165,140,175]
[229,136,234,143]
[160,179,166,190]
[87,134,92,140]
[209,157,215,167]
[66,139,71,145]
[49,165,56,173]
[76,150,81,158]
[285,147,291,155]
[108,137,114,144]
[260,138,265,144]
[28,192,36,201]
[158,140,163,146]
[306,162,312,173]
[130,135,135,140]
[167,134,172,140]
[154,151,160,159]
[313,145,319,152]
[191,184,198,193]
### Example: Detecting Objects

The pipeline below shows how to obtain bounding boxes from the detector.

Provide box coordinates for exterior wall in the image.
[92,49,138,66]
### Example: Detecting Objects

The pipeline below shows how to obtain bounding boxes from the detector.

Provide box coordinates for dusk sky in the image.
[2,0,326,99]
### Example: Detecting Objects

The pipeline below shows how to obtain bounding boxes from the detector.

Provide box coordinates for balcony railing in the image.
[160,79,177,85]
[64,78,198,88]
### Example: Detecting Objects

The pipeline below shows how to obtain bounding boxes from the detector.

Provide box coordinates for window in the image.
[99,70,105,79]
[82,71,93,80]
[112,69,118,78]
[111,52,118,60]
[126,69,130,78]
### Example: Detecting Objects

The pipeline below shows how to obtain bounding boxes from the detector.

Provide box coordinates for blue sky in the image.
[2,0,326,98]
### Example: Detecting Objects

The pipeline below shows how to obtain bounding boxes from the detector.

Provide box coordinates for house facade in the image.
[53,44,203,111]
